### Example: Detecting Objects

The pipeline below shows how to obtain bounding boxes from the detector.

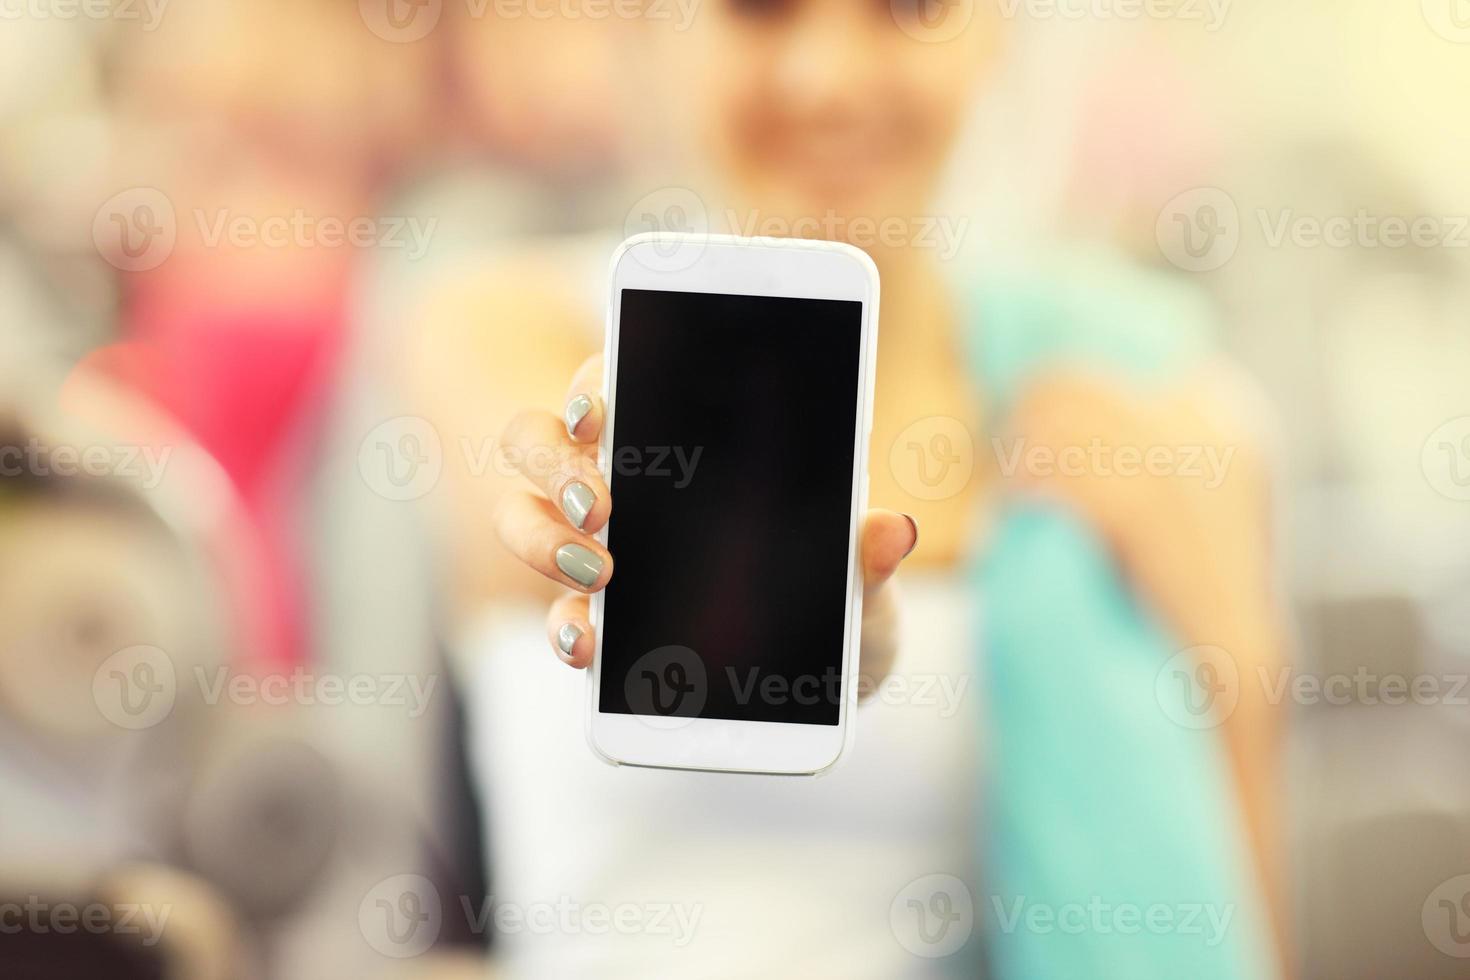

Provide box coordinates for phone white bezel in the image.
[586,232,880,776]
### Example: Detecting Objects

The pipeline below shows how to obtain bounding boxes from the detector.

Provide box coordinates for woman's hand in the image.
[492,354,919,688]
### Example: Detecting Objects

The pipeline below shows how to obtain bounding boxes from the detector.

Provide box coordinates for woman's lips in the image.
[764,133,904,187]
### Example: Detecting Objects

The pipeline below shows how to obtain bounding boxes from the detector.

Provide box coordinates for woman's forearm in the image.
[1214,612,1292,980]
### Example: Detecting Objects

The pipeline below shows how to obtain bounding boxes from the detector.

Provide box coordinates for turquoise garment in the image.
[967,249,1276,980]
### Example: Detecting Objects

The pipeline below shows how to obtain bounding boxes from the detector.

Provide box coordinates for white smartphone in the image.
[587,232,880,775]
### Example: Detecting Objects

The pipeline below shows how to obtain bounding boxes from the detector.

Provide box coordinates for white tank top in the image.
[461,235,982,975]
[461,571,981,978]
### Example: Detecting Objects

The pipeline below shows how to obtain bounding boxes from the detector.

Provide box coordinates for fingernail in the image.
[556,623,583,657]
[561,481,595,530]
[902,514,920,559]
[565,394,593,439]
[555,543,604,588]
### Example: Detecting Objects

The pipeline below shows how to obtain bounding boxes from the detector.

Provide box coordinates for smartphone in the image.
[587,232,879,775]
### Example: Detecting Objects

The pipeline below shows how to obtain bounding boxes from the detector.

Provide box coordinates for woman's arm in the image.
[1005,363,1291,976]
[401,254,917,679]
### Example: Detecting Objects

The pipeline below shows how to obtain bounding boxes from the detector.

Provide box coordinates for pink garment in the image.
[87,276,348,667]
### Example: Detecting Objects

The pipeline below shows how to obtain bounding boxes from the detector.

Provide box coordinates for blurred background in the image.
[2,0,1469,977]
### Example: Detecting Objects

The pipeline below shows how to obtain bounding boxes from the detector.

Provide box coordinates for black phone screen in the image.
[598,288,864,726]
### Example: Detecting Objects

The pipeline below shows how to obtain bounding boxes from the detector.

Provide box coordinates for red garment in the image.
[86,277,348,667]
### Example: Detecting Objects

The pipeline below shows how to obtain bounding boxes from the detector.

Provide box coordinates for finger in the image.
[499,409,610,532]
[856,579,900,698]
[564,353,605,443]
[860,508,919,595]
[547,592,594,668]
[494,490,613,593]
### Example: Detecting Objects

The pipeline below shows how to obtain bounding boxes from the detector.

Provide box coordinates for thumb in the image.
[860,509,919,595]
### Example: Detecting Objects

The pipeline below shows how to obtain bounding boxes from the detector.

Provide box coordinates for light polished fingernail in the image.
[556,623,583,657]
[565,394,593,438]
[902,513,920,559]
[555,543,604,588]
[561,481,595,530]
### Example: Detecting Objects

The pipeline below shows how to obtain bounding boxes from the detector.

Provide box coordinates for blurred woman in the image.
[407,0,1288,976]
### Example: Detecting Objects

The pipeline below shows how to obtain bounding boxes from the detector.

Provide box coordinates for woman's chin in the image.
[728,182,918,246]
